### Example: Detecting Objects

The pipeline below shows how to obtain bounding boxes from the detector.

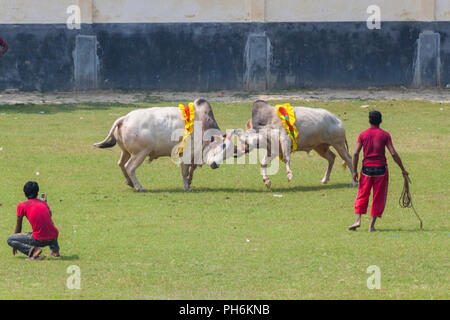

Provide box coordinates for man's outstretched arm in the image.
[352,142,363,182]
[14,216,23,234]
[387,143,408,176]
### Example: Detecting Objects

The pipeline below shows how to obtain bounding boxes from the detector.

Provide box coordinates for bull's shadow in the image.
[141,182,351,193]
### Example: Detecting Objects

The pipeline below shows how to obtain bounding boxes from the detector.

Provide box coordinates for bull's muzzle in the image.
[210,161,219,169]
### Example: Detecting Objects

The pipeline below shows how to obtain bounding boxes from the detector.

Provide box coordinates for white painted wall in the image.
[0,0,93,24]
[93,0,251,23]
[436,0,450,21]
[266,0,438,22]
[0,0,73,24]
[0,0,448,24]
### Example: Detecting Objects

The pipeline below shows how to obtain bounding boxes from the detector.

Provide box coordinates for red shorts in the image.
[354,166,389,218]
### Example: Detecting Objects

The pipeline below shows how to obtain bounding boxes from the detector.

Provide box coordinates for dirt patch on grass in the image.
[0,88,449,105]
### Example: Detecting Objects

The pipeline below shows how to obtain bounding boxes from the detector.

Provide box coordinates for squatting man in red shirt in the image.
[7,181,60,260]
[349,111,408,232]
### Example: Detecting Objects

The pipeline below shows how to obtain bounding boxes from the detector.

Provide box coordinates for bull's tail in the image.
[93,116,125,148]
[342,138,349,169]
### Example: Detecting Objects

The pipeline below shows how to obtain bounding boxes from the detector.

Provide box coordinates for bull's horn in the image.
[225,130,237,140]
[234,129,244,137]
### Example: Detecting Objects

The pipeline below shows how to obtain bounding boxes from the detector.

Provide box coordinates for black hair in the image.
[23,181,39,199]
[369,111,382,126]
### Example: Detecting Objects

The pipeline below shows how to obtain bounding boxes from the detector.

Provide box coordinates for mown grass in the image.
[0,99,448,299]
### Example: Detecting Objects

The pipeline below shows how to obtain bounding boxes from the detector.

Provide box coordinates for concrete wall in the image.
[93,0,252,23]
[0,0,93,24]
[436,0,450,21]
[1,0,449,23]
[0,1,449,91]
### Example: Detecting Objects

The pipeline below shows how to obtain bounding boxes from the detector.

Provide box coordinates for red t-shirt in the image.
[357,126,393,166]
[0,37,6,47]
[17,199,59,241]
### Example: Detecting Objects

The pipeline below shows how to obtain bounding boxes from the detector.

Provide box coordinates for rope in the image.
[399,174,423,230]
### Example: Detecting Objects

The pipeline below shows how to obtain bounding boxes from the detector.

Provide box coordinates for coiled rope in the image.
[399,174,423,230]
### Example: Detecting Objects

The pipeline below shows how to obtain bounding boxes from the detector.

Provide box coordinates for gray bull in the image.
[93,98,234,192]
[236,100,357,188]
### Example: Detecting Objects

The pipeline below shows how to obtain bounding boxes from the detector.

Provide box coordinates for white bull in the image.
[94,98,234,192]
[236,100,357,188]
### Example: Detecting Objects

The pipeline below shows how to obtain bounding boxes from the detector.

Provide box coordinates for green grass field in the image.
[0,99,448,299]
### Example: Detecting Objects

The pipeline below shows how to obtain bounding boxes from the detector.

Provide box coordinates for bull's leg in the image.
[280,136,293,182]
[333,143,357,187]
[260,153,277,189]
[118,150,133,187]
[181,163,193,191]
[125,151,148,192]
[314,144,336,184]
[284,156,293,182]
[187,165,196,187]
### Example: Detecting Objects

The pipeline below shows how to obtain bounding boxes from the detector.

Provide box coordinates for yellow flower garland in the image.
[275,103,299,160]
[179,102,195,134]
[172,103,195,162]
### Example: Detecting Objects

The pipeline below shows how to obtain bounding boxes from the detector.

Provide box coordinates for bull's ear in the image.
[246,120,253,130]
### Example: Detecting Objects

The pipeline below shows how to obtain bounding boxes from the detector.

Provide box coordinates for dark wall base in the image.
[0,22,448,91]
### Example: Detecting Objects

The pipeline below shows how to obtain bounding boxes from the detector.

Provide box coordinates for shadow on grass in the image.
[138,182,352,193]
[0,102,135,115]
[16,254,79,261]
[59,254,80,261]
[378,228,432,233]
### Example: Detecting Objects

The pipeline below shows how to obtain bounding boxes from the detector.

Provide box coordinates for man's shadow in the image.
[17,254,79,261]
[59,255,79,261]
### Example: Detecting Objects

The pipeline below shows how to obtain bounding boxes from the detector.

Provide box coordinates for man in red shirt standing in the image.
[0,37,8,56]
[7,181,60,260]
[349,111,408,232]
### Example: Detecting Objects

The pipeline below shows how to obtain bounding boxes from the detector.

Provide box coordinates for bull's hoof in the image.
[321,179,329,185]
[287,172,293,182]
[184,186,193,192]
[136,188,147,193]
[351,181,358,187]
[264,179,271,189]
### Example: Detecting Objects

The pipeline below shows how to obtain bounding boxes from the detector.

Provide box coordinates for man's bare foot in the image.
[46,252,61,258]
[348,222,361,231]
[26,247,44,260]
[369,227,378,232]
